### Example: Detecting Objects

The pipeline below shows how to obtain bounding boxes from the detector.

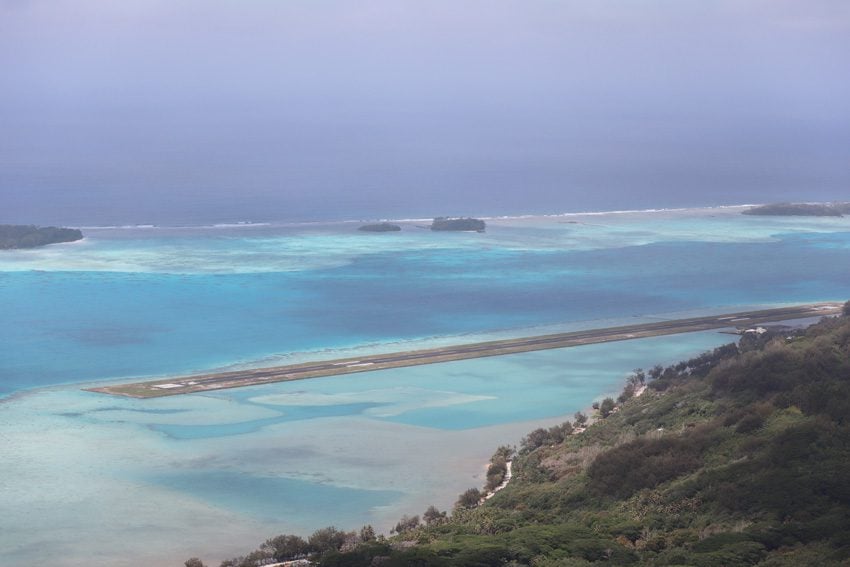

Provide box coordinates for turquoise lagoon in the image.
[1,207,849,566]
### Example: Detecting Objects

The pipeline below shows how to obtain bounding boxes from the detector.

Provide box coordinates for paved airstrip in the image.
[89,302,842,398]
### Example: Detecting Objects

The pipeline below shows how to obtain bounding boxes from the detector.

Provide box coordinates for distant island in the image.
[742,202,850,217]
[358,222,401,232]
[0,224,83,249]
[430,217,486,232]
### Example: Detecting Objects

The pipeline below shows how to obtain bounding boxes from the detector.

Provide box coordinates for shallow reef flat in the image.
[1,208,849,566]
[1,331,734,567]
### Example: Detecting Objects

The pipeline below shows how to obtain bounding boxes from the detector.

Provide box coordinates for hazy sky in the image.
[2,1,849,223]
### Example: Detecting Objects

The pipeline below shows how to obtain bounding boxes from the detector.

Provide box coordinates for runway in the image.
[88,302,843,398]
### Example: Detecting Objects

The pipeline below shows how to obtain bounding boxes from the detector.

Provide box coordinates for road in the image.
[88,302,842,398]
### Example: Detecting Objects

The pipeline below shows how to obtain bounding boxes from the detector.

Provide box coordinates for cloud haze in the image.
[2,1,849,223]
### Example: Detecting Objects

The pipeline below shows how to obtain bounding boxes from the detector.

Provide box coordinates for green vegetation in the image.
[0,224,83,249]
[358,222,402,232]
[485,451,511,491]
[188,311,850,566]
[456,488,483,510]
[742,202,850,217]
[430,217,486,232]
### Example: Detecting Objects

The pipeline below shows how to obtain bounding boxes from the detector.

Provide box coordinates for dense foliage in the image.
[430,217,486,232]
[357,223,402,232]
[0,224,83,249]
[742,202,850,217]
[191,311,850,566]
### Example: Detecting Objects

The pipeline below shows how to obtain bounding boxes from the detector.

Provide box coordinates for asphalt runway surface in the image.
[89,302,842,398]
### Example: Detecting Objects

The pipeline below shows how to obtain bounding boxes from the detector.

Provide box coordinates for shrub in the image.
[423,505,447,526]
[457,488,482,509]
[735,413,765,434]
[392,514,420,534]
[309,527,347,554]
[588,436,705,499]
[599,398,616,418]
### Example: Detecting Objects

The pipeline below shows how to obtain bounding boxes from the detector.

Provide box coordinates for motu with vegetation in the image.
[430,217,486,232]
[358,222,402,232]
[187,303,850,566]
[0,224,83,249]
[742,202,850,217]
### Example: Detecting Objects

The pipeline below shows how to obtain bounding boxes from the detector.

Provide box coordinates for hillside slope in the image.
[200,307,850,567]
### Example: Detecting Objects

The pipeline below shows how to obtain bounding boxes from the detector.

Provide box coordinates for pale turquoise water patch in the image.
[150,471,402,525]
[244,330,736,430]
[2,208,849,567]
[4,207,849,275]
[2,209,849,396]
[151,402,384,439]
[0,330,735,567]
[0,211,850,395]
